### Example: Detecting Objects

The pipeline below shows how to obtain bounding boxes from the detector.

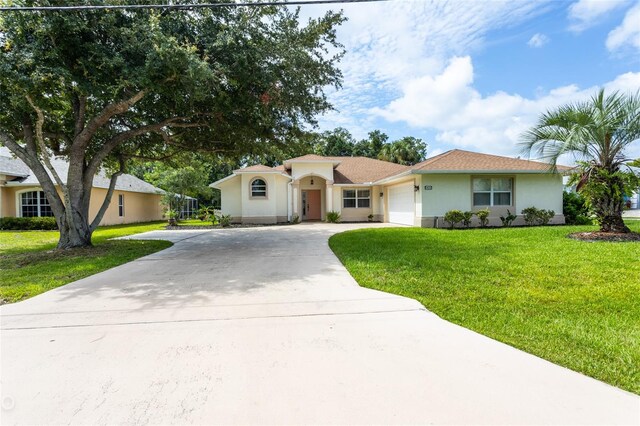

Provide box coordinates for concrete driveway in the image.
[1,223,638,425]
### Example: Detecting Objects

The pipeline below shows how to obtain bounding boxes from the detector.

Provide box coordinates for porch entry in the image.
[302,190,322,221]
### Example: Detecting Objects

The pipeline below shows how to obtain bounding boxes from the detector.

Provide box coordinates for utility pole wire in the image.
[0,0,388,12]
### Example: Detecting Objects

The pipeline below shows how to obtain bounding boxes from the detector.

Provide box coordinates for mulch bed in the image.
[568,231,640,242]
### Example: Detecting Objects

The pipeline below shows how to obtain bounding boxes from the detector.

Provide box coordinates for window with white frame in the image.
[250,178,267,198]
[118,194,125,217]
[342,189,371,208]
[473,178,513,206]
[20,190,54,217]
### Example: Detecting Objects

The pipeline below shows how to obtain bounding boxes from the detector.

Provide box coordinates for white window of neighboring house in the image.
[118,194,125,217]
[342,189,371,208]
[250,178,267,198]
[20,190,54,217]
[473,178,513,206]
[181,198,198,218]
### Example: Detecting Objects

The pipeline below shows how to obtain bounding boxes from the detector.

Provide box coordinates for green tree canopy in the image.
[378,136,427,165]
[521,89,640,233]
[0,4,344,247]
[314,127,355,156]
[353,130,388,158]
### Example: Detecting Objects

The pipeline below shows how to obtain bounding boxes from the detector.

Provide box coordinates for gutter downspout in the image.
[287,180,292,221]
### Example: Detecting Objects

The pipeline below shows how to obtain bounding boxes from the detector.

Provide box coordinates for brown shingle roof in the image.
[412,149,568,172]
[319,156,409,184]
[333,157,410,184]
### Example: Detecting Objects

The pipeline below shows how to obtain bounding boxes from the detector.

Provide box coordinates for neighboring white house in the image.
[210,149,567,228]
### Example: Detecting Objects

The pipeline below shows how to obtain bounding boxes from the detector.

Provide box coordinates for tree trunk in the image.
[594,195,630,233]
[54,202,94,249]
[57,217,94,249]
[599,213,630,233]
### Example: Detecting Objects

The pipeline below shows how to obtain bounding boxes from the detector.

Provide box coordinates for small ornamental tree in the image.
[522,90,640,233]
[475,208,490,227]
[0,5,344,248]
[461,211,474,228]
[444,209,465,229]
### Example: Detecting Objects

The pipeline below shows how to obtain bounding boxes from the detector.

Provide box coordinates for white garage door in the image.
[388,182,415,226]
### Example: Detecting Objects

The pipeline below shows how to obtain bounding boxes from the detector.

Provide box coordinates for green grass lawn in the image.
[329,222,640,394]
[0,221,172,304]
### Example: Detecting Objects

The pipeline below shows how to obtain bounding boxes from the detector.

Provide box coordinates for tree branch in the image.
[72,93,87,137]
[74,90,146,150]
[44,132,72,151]
[25,95,67,189]
[84,117,190,180]
[89,156,125,231]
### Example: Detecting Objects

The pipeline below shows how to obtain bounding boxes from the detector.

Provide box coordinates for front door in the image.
[302,190,321,220]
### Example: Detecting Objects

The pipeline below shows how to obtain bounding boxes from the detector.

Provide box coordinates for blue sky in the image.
[299,0,640,161]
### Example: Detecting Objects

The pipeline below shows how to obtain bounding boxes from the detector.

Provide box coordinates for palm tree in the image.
[521,89,640,233]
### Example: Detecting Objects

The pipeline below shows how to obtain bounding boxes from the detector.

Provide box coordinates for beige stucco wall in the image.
[218,177,242,220]
[290,163,334,181]
[275,176,289,219]
[0,185,163,225]
[419,173,565,227]
[217,173,290,224]
[90,188,164,225]
[1,184,18,217]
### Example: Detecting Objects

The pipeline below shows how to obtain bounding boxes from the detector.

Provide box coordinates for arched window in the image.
[20,190,54,217]
[250,178,267,198]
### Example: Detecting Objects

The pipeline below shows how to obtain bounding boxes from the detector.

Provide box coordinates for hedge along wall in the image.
[0,217,58,230]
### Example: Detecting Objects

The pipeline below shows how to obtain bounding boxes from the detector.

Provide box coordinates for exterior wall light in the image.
[414,185,420,192]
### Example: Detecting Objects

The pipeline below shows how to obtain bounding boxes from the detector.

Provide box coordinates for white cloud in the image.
[567,0,629,32]
[302,0,548,138]
[606,1,640,51]
[528,33,550,47]
[372,57,640,156]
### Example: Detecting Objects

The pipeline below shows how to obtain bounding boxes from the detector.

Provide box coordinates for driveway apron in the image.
[1,223,638,425]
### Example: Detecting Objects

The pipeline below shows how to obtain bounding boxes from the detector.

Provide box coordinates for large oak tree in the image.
[0,2,344,248]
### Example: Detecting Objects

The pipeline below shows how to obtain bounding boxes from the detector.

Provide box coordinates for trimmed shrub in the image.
[522,206,556,226]
[475,208,490,227]
[499,210,517,227]
[538,209,555,225]
[522,207,540,226]
[563,191,592,225]
[216,214,232,227]
[0,216,58,230]
[444,209,465,229]
[326,211,341,223]
[461,211,474,228]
